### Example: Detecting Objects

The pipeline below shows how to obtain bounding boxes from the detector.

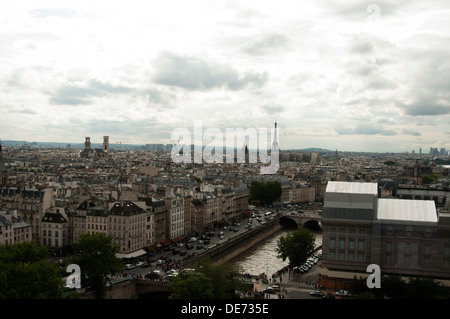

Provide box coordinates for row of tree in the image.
[351,274,450,299]
[0,233,122,299]
[249,181,282,204]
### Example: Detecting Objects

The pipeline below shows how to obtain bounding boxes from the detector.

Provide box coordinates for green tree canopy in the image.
[70,233,123,298]
[168,257,251,299]
[168,271,214,299]
[276,228,316,268]
[0,242,64,299]
[249,181,282,204]
[422,174,438,184]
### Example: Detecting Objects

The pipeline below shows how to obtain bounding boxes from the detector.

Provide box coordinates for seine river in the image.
[231,228,322,277]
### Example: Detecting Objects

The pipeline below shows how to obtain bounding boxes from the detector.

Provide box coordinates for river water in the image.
[231,228,322,277]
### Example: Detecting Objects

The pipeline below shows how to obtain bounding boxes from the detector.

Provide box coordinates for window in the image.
[348,252,354,261]
[405,243,410,253]
[386,242,391,252]
[405,256,410,266]
[358,253,364,262]
[386,255,392,265]
[358,240,365,250]
[425,245,430,254]
[339,239,345,249]
[339,252,345,260]
[445,246,450,256]
[329,251,335,260]
[330,238,336,248]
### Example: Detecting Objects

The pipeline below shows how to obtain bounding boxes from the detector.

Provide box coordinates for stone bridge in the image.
[279,211,322,230]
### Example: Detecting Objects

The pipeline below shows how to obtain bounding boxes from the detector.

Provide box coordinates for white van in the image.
[264,211,273,217]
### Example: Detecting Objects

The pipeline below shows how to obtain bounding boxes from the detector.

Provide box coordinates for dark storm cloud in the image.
[151,52,268,91]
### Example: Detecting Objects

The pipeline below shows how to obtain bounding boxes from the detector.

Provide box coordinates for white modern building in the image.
[319,181,450,290]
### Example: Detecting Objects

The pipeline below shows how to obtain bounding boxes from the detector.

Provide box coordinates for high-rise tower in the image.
[84,137,91,149]
[103,136,109,153]
[272,122,279,151]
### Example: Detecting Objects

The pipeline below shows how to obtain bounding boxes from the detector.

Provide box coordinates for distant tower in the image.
[103,136,109,153]
[272,122,279,151]
[84,137,91,150]
[0,142,7,186]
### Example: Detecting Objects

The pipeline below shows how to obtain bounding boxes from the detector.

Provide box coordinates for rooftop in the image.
[377,198,438,223]
[326,181,378,195]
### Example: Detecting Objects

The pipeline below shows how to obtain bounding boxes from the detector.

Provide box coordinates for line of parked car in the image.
[293,251,322,274]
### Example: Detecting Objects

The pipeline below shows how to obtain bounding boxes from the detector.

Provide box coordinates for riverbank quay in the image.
[181,217,285,267]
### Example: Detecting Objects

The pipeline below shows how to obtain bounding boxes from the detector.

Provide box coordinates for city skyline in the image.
[1,1,450,153]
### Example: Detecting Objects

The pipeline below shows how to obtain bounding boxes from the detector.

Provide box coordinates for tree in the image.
[168,257,251,299]
[422,174,438,184]
[0,242,64,299]
[70,233,123,298]
[276,228,316,268]
[168,271,214,299]
[249,181,282,204]
[381,274,407,299]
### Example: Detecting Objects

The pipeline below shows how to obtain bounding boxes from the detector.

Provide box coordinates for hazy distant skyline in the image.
[1,1,450,153]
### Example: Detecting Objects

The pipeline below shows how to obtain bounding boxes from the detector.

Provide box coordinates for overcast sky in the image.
[1,0,450,153]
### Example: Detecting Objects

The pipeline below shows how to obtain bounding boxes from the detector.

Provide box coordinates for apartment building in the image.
[319,181,450,290]
[165,194,184,239]
[108,201,146,254]
[41,206,70,249]
[0,210,32,245]
[0,187,53,244]
[150,198,167,245]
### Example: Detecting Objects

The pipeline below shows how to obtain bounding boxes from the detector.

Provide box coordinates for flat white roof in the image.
[377,198,438,223]
[326,181,378,195]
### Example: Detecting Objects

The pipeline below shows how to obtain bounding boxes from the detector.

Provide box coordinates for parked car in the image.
[335,290,348,297]
[140,262,150,268]
[270,284,280,292]
[310,291,325,297]
[135,261,145,267]
[124,264,135,270]
[263,287,276,294]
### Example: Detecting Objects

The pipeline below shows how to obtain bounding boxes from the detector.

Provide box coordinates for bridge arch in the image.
[279,215,322,230]
[279,216,300,228]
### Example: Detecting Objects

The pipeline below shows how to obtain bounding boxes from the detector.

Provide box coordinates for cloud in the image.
[8,107,38,115]
[241,33,290,56]
[402,129,421,136]
[397,100,450,116]
[336,124,397,136]
[32,8,76,19]
[261,104,284,115]
[151,52,268,91]
[49,79,133,105]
